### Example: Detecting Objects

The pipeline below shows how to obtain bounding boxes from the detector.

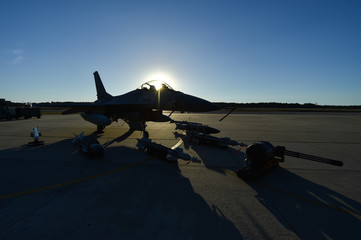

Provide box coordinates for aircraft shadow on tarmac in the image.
[0,139,78,162]
[103,129,135,148]
[3,131,359,239]
[247,167,361,239]
[0,138,245,239]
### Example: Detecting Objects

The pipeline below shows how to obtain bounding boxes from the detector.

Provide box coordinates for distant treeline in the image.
[4,101,361,111]
[214,102,361,110]
[0,100,31,107]
[35,101,92,104]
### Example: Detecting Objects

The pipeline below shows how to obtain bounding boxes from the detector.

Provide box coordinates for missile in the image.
[31,127,40,141]
[184,131,246,148]
[72,132,104,158]
[171,120,220,134]
[28,127,44,146]
[136,137,200,162]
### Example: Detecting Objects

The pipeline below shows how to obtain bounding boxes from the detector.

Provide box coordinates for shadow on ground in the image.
[0,138,244,239]
[172,131,361,239]
[173,131,246,174]
[103,129,134,148]
[247,167,361,239]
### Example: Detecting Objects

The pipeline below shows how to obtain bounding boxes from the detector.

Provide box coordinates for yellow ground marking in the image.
[0,157,152,200]
[2,153,359,219]
[1,138,184,200]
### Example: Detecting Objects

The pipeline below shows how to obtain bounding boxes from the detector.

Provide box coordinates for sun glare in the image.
[144,72,176,90]
[153,81,163,90]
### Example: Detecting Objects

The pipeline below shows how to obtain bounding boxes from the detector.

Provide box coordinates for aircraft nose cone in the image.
[208,102,220,111]
[160,90,220,112]
[180,94,220,112]
[200,100,220,112]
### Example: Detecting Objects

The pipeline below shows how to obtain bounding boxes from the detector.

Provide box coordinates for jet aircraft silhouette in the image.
[48,71,219,137]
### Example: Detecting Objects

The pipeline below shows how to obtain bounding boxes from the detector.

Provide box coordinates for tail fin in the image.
[93,71,113,100]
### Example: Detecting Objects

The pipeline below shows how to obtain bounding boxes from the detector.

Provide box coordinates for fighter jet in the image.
[45,71,219,137]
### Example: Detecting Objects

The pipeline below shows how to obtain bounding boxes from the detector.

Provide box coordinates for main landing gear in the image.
[97,125,105,133]
[140,121,150,139]
[143,131,149,139]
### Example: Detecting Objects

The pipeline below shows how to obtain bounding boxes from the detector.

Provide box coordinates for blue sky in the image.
[1,0,360,105]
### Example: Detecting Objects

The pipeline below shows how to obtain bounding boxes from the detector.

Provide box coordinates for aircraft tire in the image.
[97,125,105,132]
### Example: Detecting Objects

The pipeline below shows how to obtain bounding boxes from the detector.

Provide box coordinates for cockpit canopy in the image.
[138,80,174,91]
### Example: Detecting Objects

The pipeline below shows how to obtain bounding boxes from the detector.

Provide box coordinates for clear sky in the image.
[1,0,360,105]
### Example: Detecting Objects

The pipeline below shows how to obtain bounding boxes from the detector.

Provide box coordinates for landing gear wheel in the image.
[97,125,105,133]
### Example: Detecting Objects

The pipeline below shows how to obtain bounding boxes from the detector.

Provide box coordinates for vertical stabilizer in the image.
[94,71,112,100]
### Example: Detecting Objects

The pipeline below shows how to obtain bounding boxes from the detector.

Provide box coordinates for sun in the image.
[153,81,163,91]
[144,72,176,90]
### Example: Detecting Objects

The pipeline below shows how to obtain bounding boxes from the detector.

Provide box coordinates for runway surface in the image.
[0,113,360,239]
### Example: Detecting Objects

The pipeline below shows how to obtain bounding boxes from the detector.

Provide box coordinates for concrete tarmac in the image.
[0,113,360,239]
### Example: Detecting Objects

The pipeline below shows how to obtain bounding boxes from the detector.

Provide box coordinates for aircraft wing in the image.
[36,102,156,115]
[36,102,94,114]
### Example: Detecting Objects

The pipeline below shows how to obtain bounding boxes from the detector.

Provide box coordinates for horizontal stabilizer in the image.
[62,108,82,114]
